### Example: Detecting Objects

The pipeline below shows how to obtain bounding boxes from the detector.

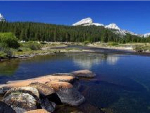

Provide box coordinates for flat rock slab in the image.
[71,70,96,78]
[25,109,50,113]
[0,74,75,90]
[46,81,73,91]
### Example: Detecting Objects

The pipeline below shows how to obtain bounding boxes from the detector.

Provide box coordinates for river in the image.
[0,49,150,113]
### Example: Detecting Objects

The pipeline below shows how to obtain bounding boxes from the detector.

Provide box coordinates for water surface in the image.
[0,52,150,113]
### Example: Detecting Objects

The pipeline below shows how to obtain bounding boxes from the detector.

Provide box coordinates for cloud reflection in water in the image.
[67,53,120,69]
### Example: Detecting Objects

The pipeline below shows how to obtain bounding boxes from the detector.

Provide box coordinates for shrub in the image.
[0,33,20,49]
[0,51,7,58]
[134,45,145,52]
[108,42,119,46]
[83,41,90,45]
[22,41,42,50]
[29,43,41,50]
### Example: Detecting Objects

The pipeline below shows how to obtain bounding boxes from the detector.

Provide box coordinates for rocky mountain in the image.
[73,17,104,27]
[105,23,120,30]
[0,13,5,21]
[144,33,150,38]
[72,17,143,37]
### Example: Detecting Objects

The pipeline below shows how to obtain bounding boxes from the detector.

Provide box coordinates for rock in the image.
[2,87,40,111]
[55,105,83,113]
[56,88,85,106]
[25,109,49,113]
[0,101,16,113]
[29,82,62,106]
[46,81,84,106]
[71,70,96,78]
[45,81,73,91]
[40,97,56,112]
[4,87,39,100]
[72,80,81,90]
[28,82,55,96]
[47,74,76,83]
[13,107,26,113]
[2,74,76,89]
[0,86,10,94]
[79,103,104,113]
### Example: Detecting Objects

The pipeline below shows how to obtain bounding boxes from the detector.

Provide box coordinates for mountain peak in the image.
[144,33,150,37]
[72,17,104,27]
[105,23,120,30]
[72,17,93,26]
[0,13,5,21]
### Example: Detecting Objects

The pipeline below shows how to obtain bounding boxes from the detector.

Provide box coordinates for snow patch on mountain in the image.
[105,23,120,30]
[72,17,141,37]
[92,23,104,26]
[143,33,150,38]
[0,13,5,21]
[73,17,104,27]
[73,17,93,26]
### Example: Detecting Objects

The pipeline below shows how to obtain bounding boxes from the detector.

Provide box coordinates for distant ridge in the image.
[72,17,150,38]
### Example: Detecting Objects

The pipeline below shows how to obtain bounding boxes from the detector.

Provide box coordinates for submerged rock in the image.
[28,82,55,96]
[46,81,85,106]
[0,101,16,113]
[56,88,85,106]
[71,70,96,78]
[2,87,40,111]
[55,105,83,113]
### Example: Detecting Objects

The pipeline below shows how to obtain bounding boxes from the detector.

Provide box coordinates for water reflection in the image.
[0,59,20,76]
[67,53,120,69]
[107,55,120,65]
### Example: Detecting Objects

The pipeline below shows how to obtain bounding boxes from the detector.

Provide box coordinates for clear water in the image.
[0,52,150,113]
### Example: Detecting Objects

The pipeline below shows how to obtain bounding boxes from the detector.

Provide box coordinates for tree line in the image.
[0,21,149,43]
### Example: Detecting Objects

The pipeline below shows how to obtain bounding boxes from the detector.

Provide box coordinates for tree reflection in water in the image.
[0,59,20,76]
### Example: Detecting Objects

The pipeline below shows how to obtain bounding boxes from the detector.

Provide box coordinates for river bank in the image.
[1,42,150,62]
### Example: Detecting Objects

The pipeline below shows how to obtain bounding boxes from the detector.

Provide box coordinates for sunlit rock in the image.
[3,74,75,88]
[46,81,73,91]
[28,82,55,96]
[3,87,40,111]
[25,109,49,113]
[71,70,96,78]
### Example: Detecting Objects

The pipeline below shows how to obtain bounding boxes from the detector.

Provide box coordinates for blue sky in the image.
[0,1,150,34]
